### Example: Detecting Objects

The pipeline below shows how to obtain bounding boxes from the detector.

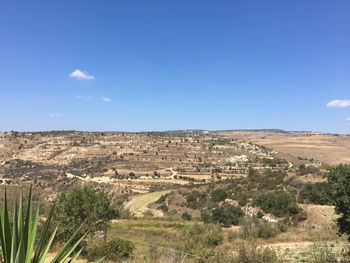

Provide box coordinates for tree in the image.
[212,205,244,227]
[254,191,298,218]
[299,182,333,205]
[327,164,350,240]
[211,188,227,202]
[53,184,118,241]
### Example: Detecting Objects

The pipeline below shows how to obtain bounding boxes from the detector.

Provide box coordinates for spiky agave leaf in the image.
[0,186,87,263]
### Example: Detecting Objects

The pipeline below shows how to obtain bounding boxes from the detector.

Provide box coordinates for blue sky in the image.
[0,1,349,133]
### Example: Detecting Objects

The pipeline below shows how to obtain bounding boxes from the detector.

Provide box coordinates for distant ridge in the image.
[3,129,345,135]
[212,129,291,133]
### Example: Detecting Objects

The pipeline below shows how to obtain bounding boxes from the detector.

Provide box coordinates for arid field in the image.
[217,130,350,165]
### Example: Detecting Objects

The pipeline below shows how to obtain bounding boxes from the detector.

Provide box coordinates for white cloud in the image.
[69,69,95,80]
[346,117,350,122]
[76,95,92,101]
[50,113,61,118]
[101,97,112,102]
[326,99,350,108]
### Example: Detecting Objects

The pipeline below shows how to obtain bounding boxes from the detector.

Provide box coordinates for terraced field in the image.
[217,131,350,164]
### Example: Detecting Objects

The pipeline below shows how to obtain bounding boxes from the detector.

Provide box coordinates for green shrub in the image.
[327,164,350,240]
[212,205,244,227]
[169,208,178,215]
[257,170,287,191]
[261,158,288,168]
[107,238,135,259]
[254,191,297,218]
[299,182,334,205]
[255,221,278,239]
[182,223,223,254]
[199,249,236,263]
[53,184,117,241]
[237,192,250,206]
[182,211,192,221]
[299,164,321,176]
[248,168,260,180]
[87,238,135,261]
[201,211,213,224]
[211,188,227,202]
[239,217,279,239]
[143,210,154,219]
[117,206,133,219]
[277,218,291,232]
[186,190,208,210]
[233,242,281,263]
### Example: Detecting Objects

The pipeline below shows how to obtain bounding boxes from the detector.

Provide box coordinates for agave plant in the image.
[0,186,87,263]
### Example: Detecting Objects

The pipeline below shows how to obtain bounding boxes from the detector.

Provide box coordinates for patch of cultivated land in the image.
[217,131,350,164]
[299,204,338,230]
[125,190,171,217]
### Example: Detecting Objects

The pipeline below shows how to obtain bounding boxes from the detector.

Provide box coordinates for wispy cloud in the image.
[50,113,61,118]
[76,95,92,101]
[69,69,95,80]
[326,99,350,108]
[101,97,112,102]
[346,117,350,122]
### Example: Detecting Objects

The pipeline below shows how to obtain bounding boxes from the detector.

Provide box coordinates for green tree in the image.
[53,184,117,241]
[327,164,350,240]
[299,182,333,205]
[211,188,227,202]
[212,205,244,227]
[254,191,298,218]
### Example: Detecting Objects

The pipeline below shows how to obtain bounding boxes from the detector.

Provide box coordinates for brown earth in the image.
[217,131,350,165]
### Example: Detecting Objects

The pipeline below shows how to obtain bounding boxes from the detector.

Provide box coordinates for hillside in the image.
[0,130,348,262]
[216,130,350,165]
